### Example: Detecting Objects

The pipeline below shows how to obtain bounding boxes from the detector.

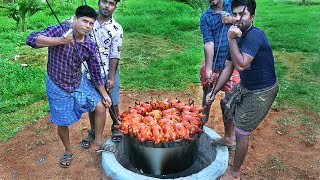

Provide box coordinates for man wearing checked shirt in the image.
[199,0,240,149]
[26,5,112,168]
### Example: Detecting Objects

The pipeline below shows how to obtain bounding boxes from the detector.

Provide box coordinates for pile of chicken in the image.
[115,99,204,144]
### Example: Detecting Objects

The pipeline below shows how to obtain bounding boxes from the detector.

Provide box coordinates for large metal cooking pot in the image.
[129,134,200,176]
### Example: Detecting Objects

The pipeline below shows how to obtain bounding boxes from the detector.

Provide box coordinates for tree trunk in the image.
[59,0,64,8]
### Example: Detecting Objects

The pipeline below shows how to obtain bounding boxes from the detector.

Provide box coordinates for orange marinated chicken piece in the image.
[168,98,179,104]
[157,118,175,127]
[130,122,145,135]
[146,110,162,119]
[181,111,199,117]
[151,124,164,144]
[162,123,177,142]
[172,102,187,111]
[131,105,147,115]
[181,114,199,121]
[120,113,143,122]
[158,99,172,110]
[188,116,202,126]
[120,108,138,118]
[181,120,203,134]
[150,99,160,110]
[136,125,152,142]
[182,105,201,114]
[142,116,158,126]
[174,123,191,140]
[141,102,153,112]
[116,118,141,135]
[162,107,180,116]
[163,114,181,122]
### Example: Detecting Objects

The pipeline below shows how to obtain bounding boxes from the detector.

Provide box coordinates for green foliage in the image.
[2,0,45,31]
[174,0,209,12]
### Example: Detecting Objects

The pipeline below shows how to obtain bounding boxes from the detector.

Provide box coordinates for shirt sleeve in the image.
[240,29,264,57]
[26,25,64,48]
[200,13,214,44]
[109,25,123,59]
[86,43,104,86]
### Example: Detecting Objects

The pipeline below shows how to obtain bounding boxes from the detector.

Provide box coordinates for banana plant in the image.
[174,0,209,11]
[2,0,44,31]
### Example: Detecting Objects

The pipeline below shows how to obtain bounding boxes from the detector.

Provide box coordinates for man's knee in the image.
[95,101,107,114]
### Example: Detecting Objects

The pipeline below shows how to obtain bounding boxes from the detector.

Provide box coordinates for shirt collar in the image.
[99,17,114,26]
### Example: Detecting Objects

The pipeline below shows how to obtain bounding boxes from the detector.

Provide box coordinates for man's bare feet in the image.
[211,138,236,150]
[91,140,104,151]
[220,170,240,180]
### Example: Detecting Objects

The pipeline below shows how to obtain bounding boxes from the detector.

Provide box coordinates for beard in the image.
[99,9,111,17]
[234,21,251,32]
[239,23,251,32]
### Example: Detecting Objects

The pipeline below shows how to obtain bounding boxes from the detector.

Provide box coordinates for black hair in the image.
[232,0,256,15]
[75,5,98,19]
[98,0,120,4]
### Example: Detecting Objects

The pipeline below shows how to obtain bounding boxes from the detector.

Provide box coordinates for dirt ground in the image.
[0,85,319,180]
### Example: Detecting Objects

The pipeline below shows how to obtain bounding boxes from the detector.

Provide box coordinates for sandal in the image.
[59,153,73,168]
[96,143,118,154]
[81,129,95,149]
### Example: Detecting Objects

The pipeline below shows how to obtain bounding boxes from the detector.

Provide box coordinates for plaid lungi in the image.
[224,82,278,131]
[46,74,102,126]
[199,60,240,92]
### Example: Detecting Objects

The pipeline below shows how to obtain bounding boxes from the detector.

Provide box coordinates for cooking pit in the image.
[102,126,229,180]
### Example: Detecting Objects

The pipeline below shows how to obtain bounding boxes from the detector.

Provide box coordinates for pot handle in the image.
[188,98,194,106]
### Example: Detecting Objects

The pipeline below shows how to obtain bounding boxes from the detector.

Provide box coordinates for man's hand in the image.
[206,91,216,105]
[228,25,242,39]
[102,95,112,108]
[206,69,213,83]
[106,79,114,93]
[61,33,74,45]
[222,15,233,24]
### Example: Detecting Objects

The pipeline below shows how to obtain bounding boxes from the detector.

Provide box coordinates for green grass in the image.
[258,155,287,176]
[0,0,319,141]
[255,1,320,53]
[274,52,320,113]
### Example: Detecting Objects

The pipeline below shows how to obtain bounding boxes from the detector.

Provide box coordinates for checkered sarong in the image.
[224,82,278,131]
[46,74,102,126]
